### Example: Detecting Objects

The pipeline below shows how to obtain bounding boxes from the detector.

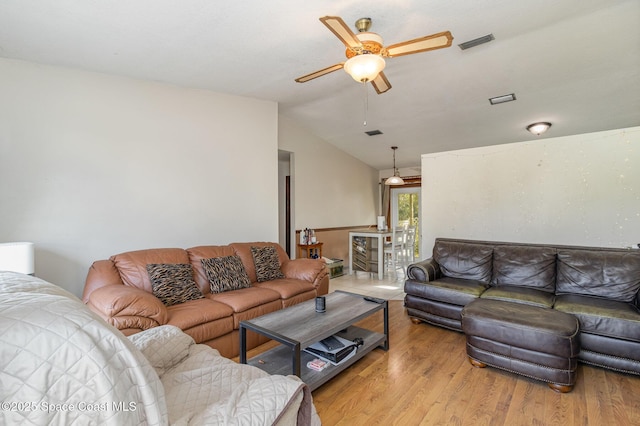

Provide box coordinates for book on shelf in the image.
[307,358,329,371]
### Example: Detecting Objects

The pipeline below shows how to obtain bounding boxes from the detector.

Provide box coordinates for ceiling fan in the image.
[295,16,453,94]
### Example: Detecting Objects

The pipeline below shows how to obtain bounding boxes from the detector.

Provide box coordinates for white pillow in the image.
[128,325,194,375]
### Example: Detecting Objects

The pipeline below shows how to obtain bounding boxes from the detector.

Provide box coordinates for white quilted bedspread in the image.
[0,272,320,426]
[160,342,311,425]
[0,272,167,425]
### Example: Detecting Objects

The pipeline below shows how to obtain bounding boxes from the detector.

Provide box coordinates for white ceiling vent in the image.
[489,93,516,105]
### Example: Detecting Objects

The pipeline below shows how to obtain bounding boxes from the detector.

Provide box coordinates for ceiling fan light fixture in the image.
[296,16,453,92]
[527,122,552,135]
[384,146,405,186]
[344,54,385,82]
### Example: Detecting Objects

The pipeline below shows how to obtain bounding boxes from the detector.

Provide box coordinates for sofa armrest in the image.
[281,259,329,291]
[86,285,168,332]
[407,258,441,282]
[83,259,123,303]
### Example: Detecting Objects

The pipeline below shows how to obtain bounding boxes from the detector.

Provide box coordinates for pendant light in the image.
[384,146,405,185]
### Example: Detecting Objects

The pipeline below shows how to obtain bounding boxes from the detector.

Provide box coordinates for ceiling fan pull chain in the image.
[363,80,368,126]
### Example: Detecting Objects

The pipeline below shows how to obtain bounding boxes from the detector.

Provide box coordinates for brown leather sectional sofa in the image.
[404,238,640,375]
[83,242,329,358]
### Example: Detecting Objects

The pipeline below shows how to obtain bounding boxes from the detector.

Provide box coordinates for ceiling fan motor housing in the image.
[345,32,384,58]
[355,17,372,32]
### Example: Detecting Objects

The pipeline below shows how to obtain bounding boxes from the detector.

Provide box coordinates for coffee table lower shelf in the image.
[245,326,386,391]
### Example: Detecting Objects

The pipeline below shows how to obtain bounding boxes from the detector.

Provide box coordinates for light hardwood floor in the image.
[308,299,640,426]
[328,269,407,301]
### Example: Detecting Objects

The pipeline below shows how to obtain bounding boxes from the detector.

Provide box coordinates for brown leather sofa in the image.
[404,238,640,375]
[83,242,329,358]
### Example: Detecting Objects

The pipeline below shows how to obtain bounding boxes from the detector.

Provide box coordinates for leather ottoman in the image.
[461,298,580,392]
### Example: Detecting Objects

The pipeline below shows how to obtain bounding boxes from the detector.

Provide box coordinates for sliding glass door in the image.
[391,186,420,259]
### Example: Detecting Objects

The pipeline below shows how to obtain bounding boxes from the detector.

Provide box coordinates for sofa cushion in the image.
[165,298,235,343]
[253,279,317,308]
[208,286,281,313]
[480,285,555,308]
[208,287,283,329]
[405,277,488,307]
[165,297,234,329]
[254,278,316,300]
[433,241,493,283]
[491,246,556,292]
[147,264,204,306]
[251,246,286,282]
[201,256,252,293]
[556,249,640,302]
[554,294,640,342]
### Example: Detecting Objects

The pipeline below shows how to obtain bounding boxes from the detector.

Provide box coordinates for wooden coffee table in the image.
[239,290,389,391]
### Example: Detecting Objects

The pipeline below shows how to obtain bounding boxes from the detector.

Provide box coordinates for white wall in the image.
[0,58,279,296]
[278,115,379,229]
[421,127,640,255]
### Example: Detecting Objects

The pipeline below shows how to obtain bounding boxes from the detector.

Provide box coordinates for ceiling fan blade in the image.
[295,63,344,83]
[371,72,392,94]
[384,31,453,57]
[319,16,362,49]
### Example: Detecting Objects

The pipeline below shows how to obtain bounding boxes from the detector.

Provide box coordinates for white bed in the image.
[0,272,320,425]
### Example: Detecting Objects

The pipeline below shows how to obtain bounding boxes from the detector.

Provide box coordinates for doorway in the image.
[278,150,294,257]
[391,186,420,260]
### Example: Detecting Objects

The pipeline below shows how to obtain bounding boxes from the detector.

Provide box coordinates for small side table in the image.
[297,242,323,259]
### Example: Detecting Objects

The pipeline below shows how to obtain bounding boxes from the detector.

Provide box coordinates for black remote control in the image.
[363,296,385,304]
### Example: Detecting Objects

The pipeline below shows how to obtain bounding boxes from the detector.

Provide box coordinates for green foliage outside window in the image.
[397,193,419,258]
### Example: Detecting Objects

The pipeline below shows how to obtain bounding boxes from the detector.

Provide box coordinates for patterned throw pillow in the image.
[201,256,252,293]
[146,263,204,306]
[251,245,286,282]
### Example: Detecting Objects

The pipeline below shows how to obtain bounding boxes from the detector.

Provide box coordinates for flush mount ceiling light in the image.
[384,146,405,186]
[489,93,516,105]
[527,122,552,135]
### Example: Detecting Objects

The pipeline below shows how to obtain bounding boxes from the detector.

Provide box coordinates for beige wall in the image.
[421,127,640,256]
[0,58,279,296]
[0,58,381,294]
[278,115,380,255]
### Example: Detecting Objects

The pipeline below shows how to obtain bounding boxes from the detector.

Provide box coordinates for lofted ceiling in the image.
[1,1,638,170]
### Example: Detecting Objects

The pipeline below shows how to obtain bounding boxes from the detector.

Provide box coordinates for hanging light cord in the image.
[393,148,397,175]
[363,81,368,126]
